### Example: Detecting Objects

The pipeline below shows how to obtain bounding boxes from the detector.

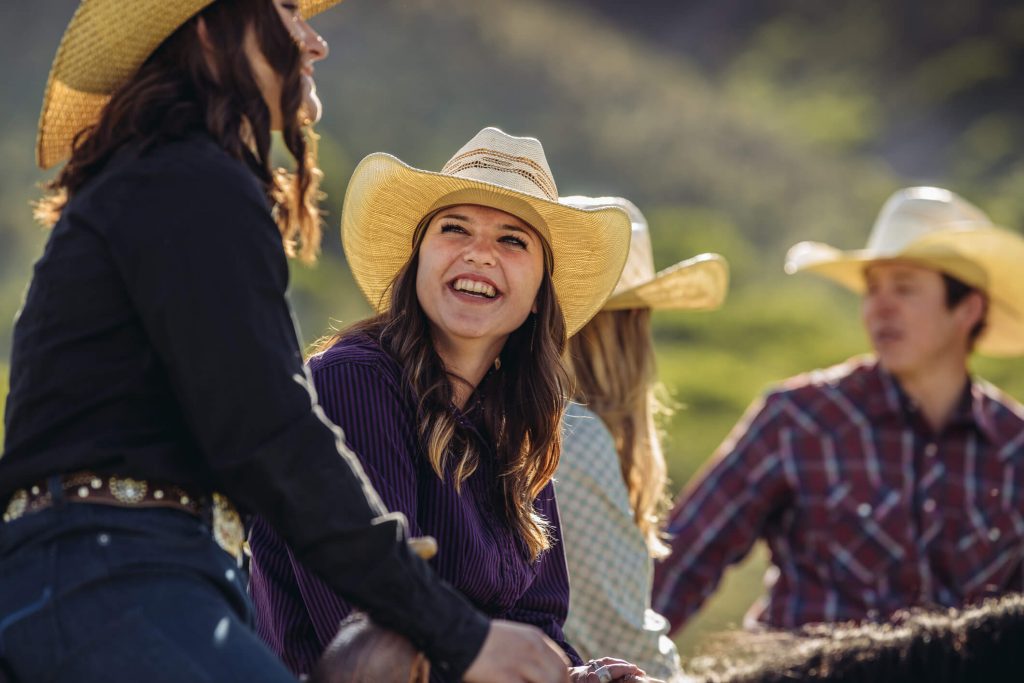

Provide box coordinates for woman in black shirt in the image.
[0,1,571,681]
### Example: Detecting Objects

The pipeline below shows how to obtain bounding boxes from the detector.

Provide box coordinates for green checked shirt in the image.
[556,403,681,681]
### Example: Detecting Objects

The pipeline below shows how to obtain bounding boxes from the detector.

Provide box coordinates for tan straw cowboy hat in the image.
[341,127,632,337]
[36,0,343,169]
[560,196,728,312]
[786,186,1024,356]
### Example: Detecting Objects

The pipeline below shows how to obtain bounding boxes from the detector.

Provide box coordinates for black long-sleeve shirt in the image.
[0,133,489,677]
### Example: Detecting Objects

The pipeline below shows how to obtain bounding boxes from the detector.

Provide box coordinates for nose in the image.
[299,18,329,62]
[463,237,496,267]
[863,289,896,319]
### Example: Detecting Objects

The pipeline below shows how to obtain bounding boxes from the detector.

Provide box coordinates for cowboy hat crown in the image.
[341,128,633,337]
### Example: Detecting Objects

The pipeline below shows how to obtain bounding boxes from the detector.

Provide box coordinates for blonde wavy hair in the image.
[566,308,672,558]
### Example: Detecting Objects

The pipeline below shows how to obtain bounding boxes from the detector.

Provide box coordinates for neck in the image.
[433,334,505,409]
[890,356,970,433]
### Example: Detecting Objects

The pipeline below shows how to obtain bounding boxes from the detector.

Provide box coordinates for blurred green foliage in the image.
[3,0,1024,664]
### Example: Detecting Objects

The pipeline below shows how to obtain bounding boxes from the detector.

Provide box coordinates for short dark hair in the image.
[941,273,987,347]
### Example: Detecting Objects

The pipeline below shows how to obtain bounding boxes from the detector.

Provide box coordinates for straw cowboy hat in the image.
[786,186,1024,356]
[36,0,343,169]
[560,196,728,312]
[341,127,632,337]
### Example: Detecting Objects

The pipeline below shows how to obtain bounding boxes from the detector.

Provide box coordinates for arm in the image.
[651,393,792,635]
[100,145,487,677]
[506,482,583,667]
[556,410,680,680]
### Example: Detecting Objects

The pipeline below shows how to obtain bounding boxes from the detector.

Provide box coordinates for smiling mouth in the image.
[450,278,499,299]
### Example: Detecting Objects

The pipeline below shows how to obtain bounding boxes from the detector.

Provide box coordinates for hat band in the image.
[441,149,558,201]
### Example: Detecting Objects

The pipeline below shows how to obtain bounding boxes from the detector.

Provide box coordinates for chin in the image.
[301,82,322,125]
[301,98,322,126]
[876,352,915,378]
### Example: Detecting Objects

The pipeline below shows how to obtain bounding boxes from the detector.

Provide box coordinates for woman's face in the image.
[416,204,546,355]
[244,0,330,128]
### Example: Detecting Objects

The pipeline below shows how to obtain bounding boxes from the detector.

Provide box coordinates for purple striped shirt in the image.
[249,334,580,678]
[653,356,1024,632]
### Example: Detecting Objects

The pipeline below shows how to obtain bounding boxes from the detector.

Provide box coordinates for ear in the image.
[956,290,986,334]
[531,299,538,315]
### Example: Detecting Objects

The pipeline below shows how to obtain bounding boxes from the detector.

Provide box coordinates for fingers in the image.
[582,657,646,683]
[463,620,570,683]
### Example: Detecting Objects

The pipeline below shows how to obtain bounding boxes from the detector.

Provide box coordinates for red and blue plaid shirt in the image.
[652,357,1024,632]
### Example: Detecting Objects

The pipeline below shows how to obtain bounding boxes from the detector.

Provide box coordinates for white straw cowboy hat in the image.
[341,127,632,338]
[560,196,729,312]
[786,186,1024,356]
[36,0,343,169]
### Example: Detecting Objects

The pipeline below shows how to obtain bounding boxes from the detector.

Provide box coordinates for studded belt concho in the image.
[2,471,245,564]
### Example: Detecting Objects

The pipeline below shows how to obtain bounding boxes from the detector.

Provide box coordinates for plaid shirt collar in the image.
[857,356,1004,446]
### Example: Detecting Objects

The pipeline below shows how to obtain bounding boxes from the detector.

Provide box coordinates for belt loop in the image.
[46,474,64,506]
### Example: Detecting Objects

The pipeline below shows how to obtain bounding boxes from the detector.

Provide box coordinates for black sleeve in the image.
[97,144,489,677]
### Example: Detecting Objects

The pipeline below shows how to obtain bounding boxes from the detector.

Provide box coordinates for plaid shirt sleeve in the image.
[652,393,794,634]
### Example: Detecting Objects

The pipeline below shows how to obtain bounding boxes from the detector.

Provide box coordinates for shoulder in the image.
[771,356,874,402]
[740,356,878,437]
[559,403,621,474]
[308,334,408,402]
[75,134,266,223]
[973,379,1024,446]
[766,356,878,410]
[309,333,399,375]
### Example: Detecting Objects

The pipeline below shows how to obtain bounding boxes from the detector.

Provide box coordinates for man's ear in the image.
[958,290,987,332]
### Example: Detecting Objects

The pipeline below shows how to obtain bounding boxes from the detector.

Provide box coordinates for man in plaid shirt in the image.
[652,187,1024,633]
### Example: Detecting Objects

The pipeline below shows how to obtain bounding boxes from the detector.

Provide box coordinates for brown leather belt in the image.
[2,471,245,563]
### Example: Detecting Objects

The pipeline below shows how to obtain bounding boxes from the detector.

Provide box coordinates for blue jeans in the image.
[0,496,298,682]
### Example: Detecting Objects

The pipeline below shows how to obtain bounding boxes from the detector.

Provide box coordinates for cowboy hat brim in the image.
[604,253,729,311]
[37,0,343,169]
[786,227,1024,356]
[341,152,632,338]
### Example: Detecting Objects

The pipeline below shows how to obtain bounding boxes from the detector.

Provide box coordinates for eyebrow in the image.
[437,213,532,238]
[500,224,531,237]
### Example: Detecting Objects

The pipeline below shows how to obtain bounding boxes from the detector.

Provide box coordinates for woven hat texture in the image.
[341,127,632,338]
[561,196,728,312]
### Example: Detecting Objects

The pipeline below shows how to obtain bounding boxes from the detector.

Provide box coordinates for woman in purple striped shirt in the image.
[248,128,645,682]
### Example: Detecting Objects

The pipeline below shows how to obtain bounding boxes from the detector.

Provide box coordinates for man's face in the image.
[861,261,977,378]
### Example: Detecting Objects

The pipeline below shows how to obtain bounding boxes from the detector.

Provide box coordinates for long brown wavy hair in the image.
[314,216,569,561]
[35,0,323,264]
[566,308,672,558]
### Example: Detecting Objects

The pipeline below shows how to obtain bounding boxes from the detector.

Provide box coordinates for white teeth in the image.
[453,278,497,298]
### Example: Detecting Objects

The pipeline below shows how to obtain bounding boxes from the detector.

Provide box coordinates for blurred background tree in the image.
[2,0,1023,664]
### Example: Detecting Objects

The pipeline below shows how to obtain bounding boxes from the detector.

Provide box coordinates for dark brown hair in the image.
[35,0,323,263]
[942,273,988,347]
[313,218,569,560]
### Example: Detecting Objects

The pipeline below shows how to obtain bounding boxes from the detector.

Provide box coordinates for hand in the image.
[463,620,570,683]
[568,657,645,682]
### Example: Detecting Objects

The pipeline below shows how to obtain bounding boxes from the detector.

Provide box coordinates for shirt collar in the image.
[861,358,999,443]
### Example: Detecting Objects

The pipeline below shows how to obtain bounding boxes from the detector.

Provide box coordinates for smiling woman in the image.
[246,128,642,683]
